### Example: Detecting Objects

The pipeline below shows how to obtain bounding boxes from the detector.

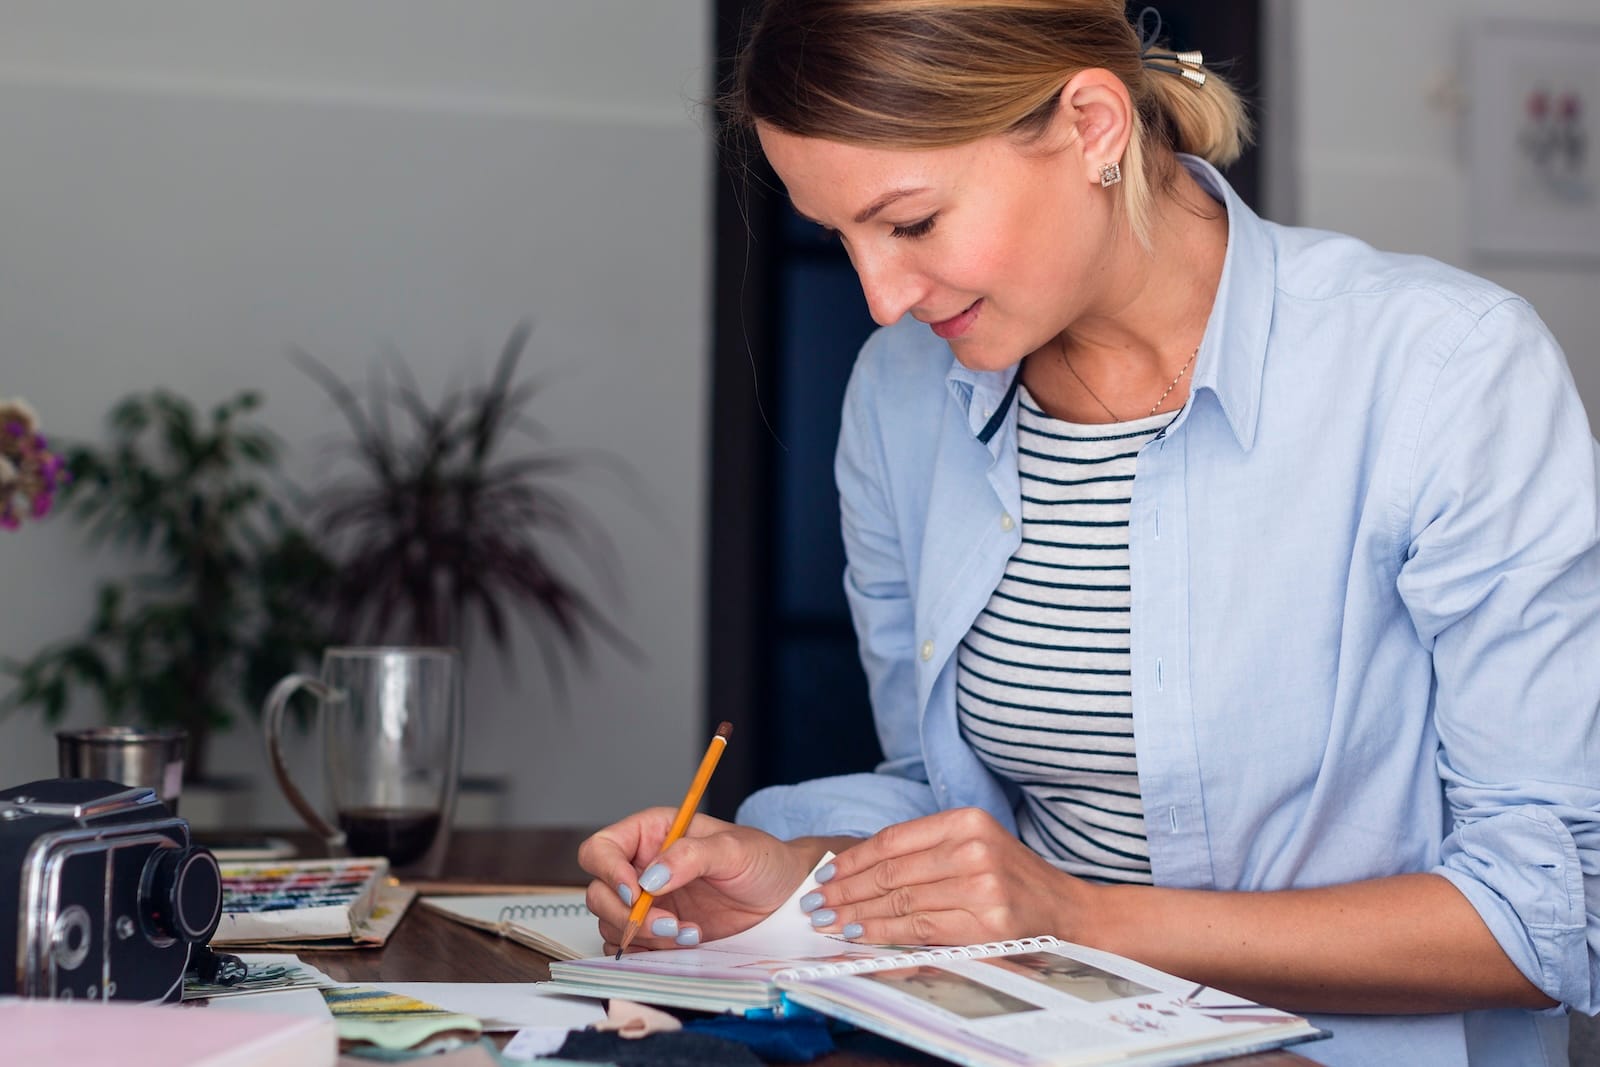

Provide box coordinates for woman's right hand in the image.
[577,808,820,951]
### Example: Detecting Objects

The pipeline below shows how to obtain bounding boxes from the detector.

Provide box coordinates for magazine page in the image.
[777,942,1322,1067]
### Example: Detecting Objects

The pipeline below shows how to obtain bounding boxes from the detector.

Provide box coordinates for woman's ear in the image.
[1054,70,1134,186]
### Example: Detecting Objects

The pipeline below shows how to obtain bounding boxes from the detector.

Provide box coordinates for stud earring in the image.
[1099,161,1123,188]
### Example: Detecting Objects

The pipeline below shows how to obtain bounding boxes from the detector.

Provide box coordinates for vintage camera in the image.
[0,777,222,1002]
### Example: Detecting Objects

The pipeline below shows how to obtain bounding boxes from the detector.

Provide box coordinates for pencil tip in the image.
[616,917,642,959]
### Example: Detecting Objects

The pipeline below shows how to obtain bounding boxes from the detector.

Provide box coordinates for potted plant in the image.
[291,320,634,694]
[0,390,332,782]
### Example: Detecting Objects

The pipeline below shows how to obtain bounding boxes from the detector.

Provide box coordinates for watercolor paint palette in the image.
[213,857,390,944]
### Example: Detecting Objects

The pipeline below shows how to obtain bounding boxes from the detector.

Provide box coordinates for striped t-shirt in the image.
[956,386,1170,885]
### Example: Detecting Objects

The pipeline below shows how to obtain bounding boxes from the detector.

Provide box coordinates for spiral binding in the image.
[774,935,1062,983]
[498,900,590,923]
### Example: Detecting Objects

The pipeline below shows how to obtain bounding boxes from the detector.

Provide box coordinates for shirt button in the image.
[920,640,934,662]
[999,513,1015,532]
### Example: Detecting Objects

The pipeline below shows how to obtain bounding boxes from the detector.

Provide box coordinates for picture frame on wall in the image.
[1466,17,1600,265]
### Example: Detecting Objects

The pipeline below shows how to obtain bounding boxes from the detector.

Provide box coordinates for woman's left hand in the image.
[802,807,1094,945]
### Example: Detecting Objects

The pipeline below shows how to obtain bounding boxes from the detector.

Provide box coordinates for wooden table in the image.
[270,828,1314,1066]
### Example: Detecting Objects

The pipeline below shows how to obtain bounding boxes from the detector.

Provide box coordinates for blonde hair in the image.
[725,0,1253,245]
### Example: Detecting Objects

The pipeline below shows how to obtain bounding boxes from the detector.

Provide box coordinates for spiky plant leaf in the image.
[296,321,638,696]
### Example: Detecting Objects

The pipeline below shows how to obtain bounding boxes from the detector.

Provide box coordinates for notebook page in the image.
[707,852,847,957]
[422,892,604,960]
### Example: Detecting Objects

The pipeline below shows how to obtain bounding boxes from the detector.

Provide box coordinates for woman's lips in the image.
[929,299,982,340]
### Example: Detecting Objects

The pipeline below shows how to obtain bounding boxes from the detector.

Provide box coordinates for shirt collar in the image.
[946,362,1017,449]
[1181,153,1275,452]
[942,154,1276,452]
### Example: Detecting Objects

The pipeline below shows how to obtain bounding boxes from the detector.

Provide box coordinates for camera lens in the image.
[141,846,222,944]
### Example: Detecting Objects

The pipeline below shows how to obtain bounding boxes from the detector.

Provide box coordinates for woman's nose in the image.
[854,249,925,327]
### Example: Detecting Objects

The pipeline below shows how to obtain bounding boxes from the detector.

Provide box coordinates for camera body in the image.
[0,777,222,1003]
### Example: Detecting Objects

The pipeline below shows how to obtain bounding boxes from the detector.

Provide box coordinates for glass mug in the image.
[264,647,463,872]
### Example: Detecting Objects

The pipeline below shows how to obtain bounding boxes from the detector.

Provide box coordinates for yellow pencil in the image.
[615,720,733,957]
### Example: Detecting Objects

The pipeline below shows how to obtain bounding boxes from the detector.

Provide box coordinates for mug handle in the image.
[263,674,347,854]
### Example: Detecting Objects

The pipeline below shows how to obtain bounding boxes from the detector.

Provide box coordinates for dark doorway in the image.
[705,0,1263,817]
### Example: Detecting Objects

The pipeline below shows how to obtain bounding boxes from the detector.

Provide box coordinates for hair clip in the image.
[1135,7,1206,85]
[1142,61,1207,87]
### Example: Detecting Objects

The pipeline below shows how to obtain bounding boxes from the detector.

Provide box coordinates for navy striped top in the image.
[956,386,1169,885]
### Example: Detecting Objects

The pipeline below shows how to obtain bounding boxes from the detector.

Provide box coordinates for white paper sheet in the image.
[502,1025,575,1060]
[708,851,845,956]
[211,988,334,1018]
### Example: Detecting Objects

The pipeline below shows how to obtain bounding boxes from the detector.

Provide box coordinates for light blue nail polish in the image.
[810,909,837,927]
[814,863,836,883]
[617,883,634,906]
[799,891,825,912]
[639,863,671,893]
[842,923,863,939]
[651,916,678,937]
[675,927,700,946]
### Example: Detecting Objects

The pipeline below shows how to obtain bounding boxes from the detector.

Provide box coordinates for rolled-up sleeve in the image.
[1398,297,1600,1012]
[737,771,943,839]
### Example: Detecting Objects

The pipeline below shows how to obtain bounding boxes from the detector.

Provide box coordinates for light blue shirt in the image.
[738,158,1600,1065]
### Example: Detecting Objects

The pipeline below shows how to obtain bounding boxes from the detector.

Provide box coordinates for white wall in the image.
[1274,0,1600,432]
[0,2,713,828]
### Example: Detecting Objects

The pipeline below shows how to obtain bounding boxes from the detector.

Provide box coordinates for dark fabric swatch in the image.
[683,1016,835,1062]
[553,1029,765,1067]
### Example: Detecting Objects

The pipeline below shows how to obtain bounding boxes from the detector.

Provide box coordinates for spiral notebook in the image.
[419,891,605,961]
[544,863,1326,1067]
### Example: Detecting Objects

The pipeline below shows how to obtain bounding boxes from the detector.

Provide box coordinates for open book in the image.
[545,863,1326,1067]
[419,891,605,961]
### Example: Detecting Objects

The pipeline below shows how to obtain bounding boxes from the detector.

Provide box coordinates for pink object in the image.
[0,997,336,1066]
[596,998,684,1038]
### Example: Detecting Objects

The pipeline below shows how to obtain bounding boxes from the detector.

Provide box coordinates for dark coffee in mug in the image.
[337,807,442,868]
[265,647,462,876]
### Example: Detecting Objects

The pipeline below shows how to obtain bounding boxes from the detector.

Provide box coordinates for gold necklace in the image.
[1057,337,1198,421]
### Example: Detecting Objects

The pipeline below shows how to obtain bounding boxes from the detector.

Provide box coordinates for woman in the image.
[579,2,1600,1062]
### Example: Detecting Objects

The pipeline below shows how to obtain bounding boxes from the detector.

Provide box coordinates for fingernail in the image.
[799,891,825,912]
[842,923,864,939]
[639,863,671,893]
[651,916,679,937]
[814,863,836,883]
[675,927,700,946]
[810,909,837,927]
[617,883,634,906]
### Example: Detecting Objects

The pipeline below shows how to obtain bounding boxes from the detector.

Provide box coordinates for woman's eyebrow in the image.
[854,187,930,224]
[789,186,932,227]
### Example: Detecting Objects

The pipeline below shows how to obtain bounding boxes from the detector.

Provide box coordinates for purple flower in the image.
[0,396,62,531]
